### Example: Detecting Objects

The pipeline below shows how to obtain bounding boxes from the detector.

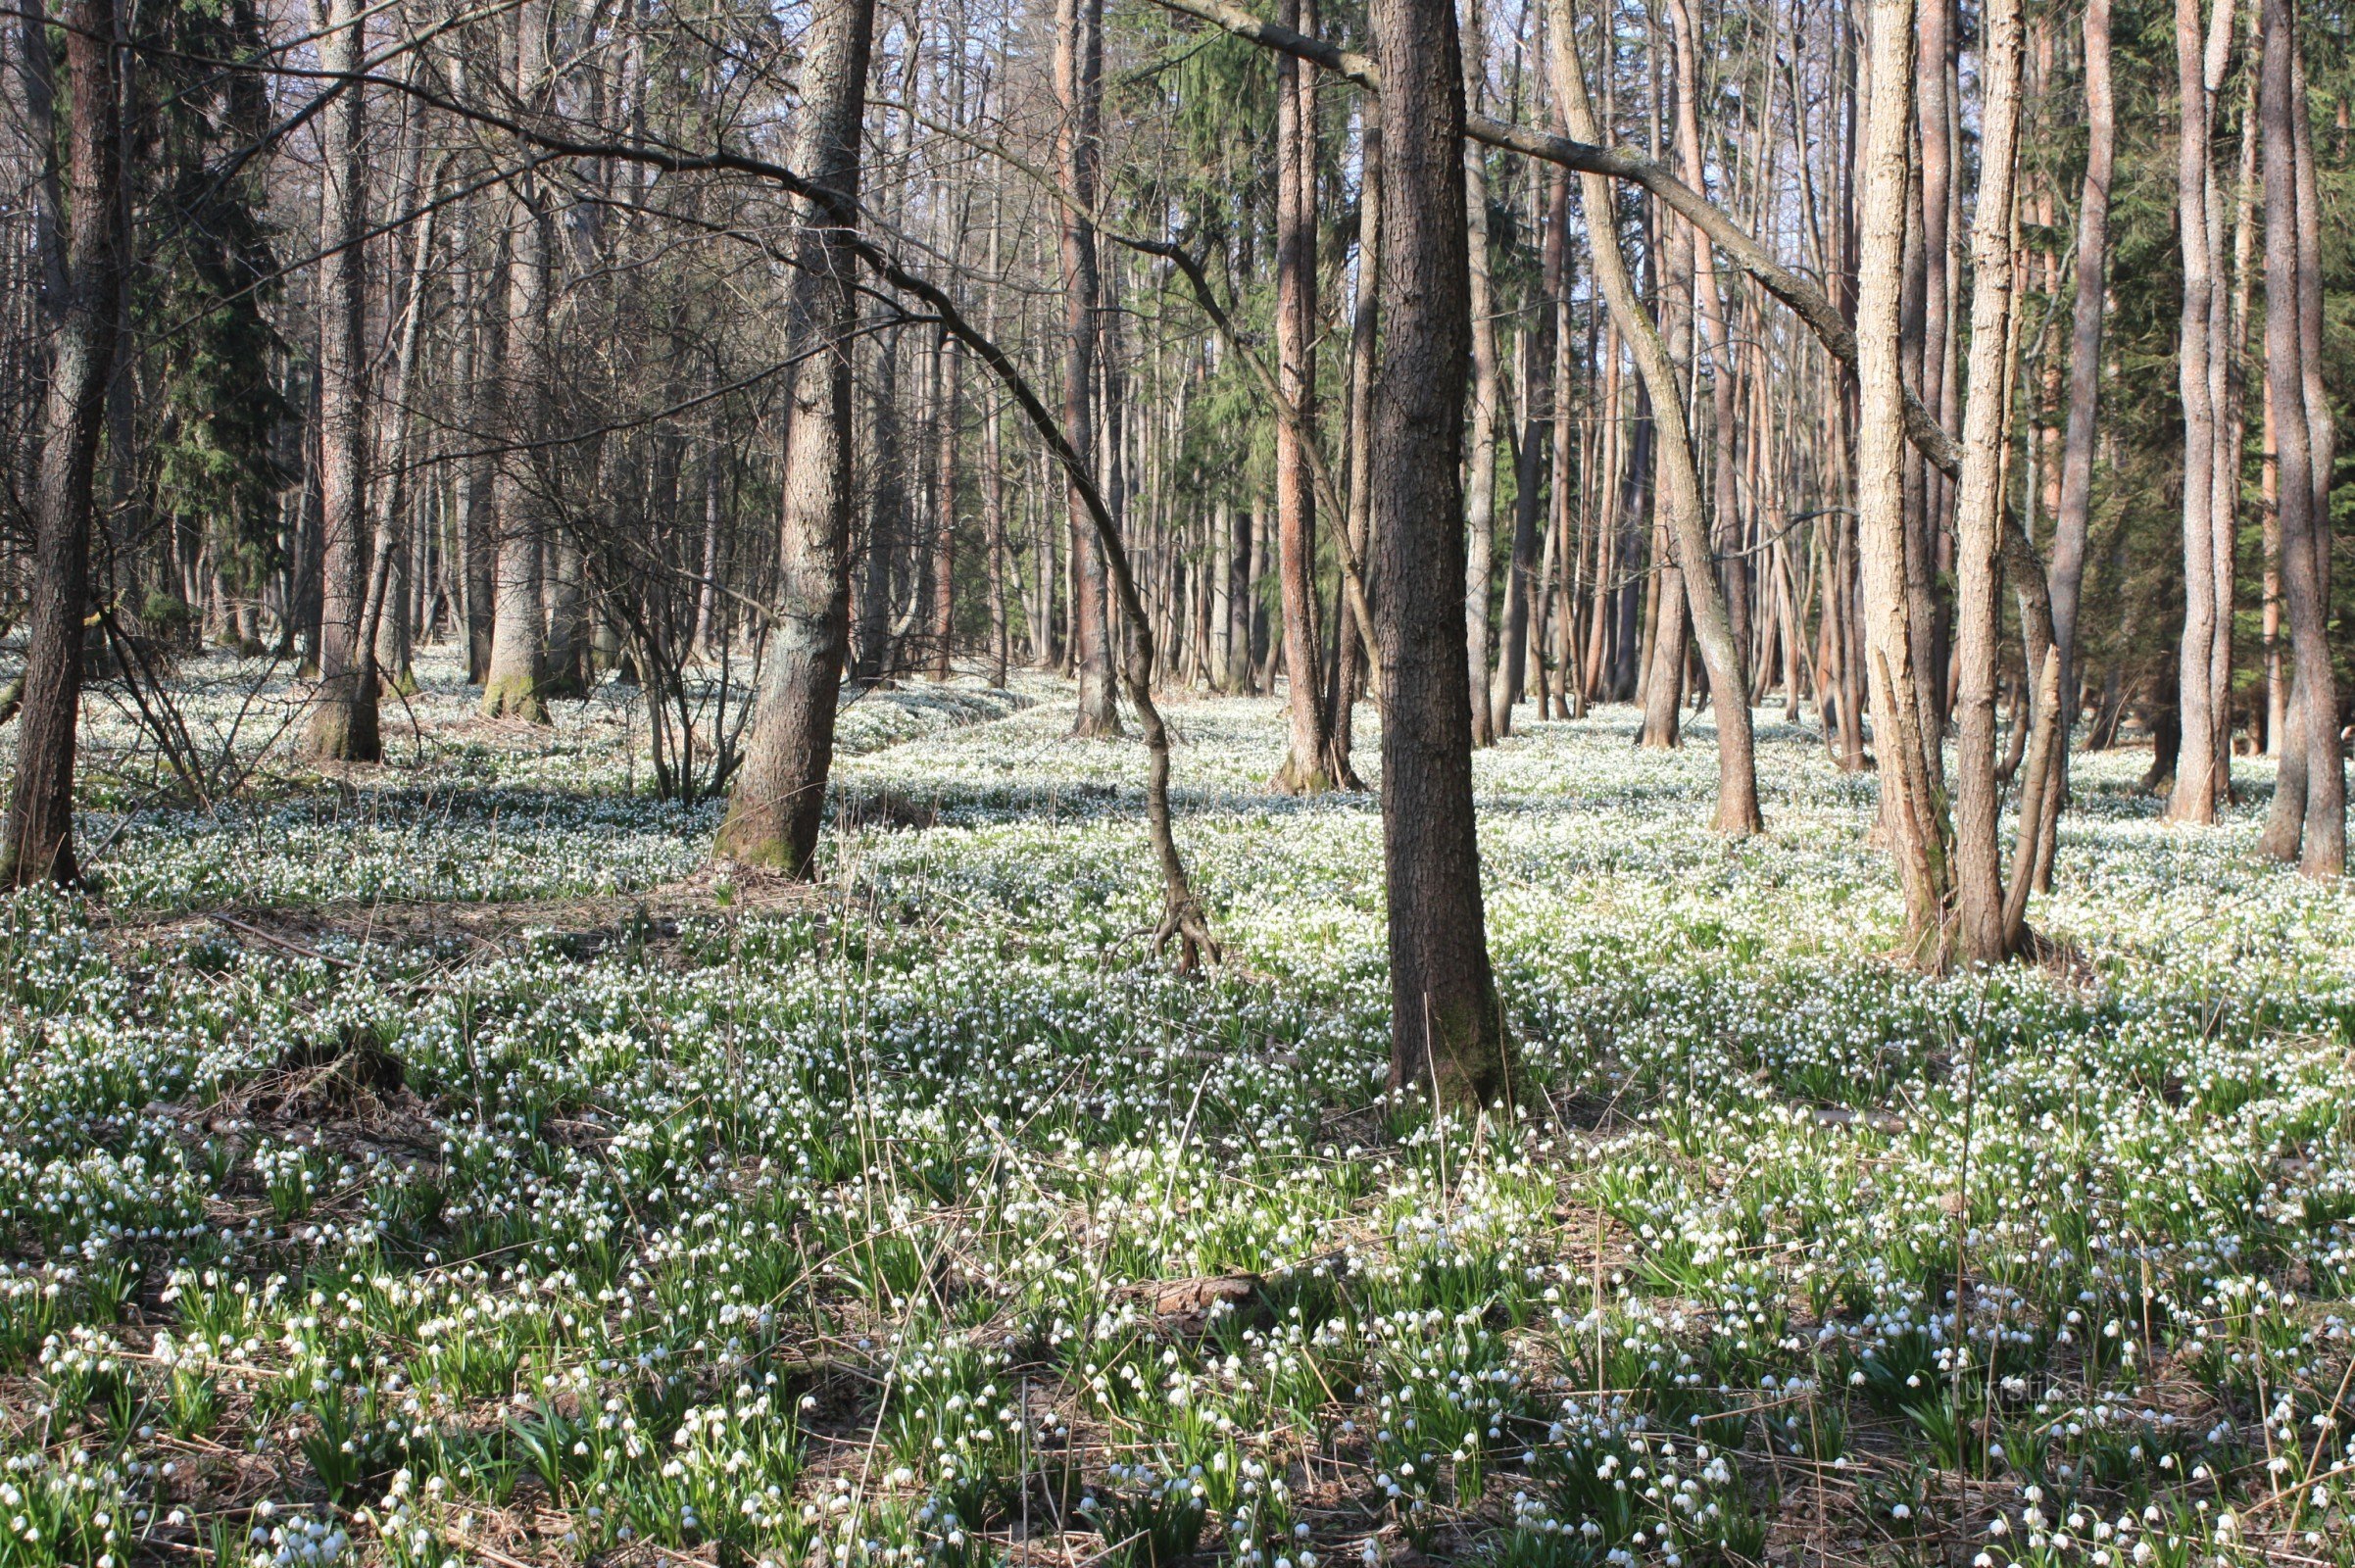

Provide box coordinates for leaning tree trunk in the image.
[303,0,381,761]
[1948,0,2027,964]
[1370,0,1508,1109]
[1271,0,1336,790]
[1,0,123,888]
[1547,0,1761,836]
[711,0,876,872]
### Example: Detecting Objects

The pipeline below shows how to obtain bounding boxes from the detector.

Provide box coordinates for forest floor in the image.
[3,650,2352,1568]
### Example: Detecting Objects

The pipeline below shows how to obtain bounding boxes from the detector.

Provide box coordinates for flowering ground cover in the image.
[3,667,2351,1567]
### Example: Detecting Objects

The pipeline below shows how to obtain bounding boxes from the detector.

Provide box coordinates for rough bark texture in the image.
[1857,0,1954,961]
[1,0,123,887]
[1948,0,2025,964]
[1370,0,1507,1108]
[303,0,381,760]
[711,0,876,872]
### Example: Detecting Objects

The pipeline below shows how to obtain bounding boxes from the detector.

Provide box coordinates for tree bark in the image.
[1857,0,1955,961]
[1948,0,2026,964]
[1273,0,1336,788]
[303,0,381,760]
[1369,0,1507,1108]
[2166,0,2227,821]
[1492,165,1564,739]
[482,0,555,721]
[1,0,123,887]
[2256,0,2342,875]
[1059,0,1120,736]
[711,0,876,871]
[2047,0,2112,789]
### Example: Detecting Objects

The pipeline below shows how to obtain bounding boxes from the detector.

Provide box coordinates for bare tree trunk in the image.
[1493,165,1564,739]
[1273,0,1336,788]
[1948,0,2026,964]
[304,0,381,760]
[1462,84,1502,748]
[2166,0,2227,821]
[1,0,122,887]
[363,152,441,701]
[483,0,555,720]
[712,0,876,871]
[2047,0,2112,797]
[1059,0,1119,735]
[1666,0,1748,667]
[1857,0,1955,961]
[1550,0,1760,835]
[1334,101,1381,766]
[1369,0,1506,1108]
[983,196,1010,687]
[694,445,723,654]
[930,339,959,680]
[2257,0,2342,875]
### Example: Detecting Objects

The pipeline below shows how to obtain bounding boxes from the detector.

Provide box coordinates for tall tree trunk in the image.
[711,0,876,870]
[303,0,381,760]
[1857,0,1955,961]
[1060,0,1119,735]
[2047,0,2112,798]
[1334,102,1381,767]
[1273,0,1336,787]
[2257,0,2342,875]
[1666,0,1749,669]
[455,220,500,683]
[1549,0,1760,835]
[363,152,440,701]
[1462,86,1502,748]
[2166,0,2227,820]
[1369,0,1506,1108]
[930,338,959,680]
[1493,166,1565,739]
[1,0,123,887]
[1948,0,2026,964]
[482,0,555,720]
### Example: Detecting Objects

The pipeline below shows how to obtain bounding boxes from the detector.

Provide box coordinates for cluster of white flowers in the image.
[0,679,2348,1565]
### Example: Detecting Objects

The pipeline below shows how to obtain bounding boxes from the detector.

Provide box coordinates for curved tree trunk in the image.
[711,0,877,872]
[1548,0,1760,836]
